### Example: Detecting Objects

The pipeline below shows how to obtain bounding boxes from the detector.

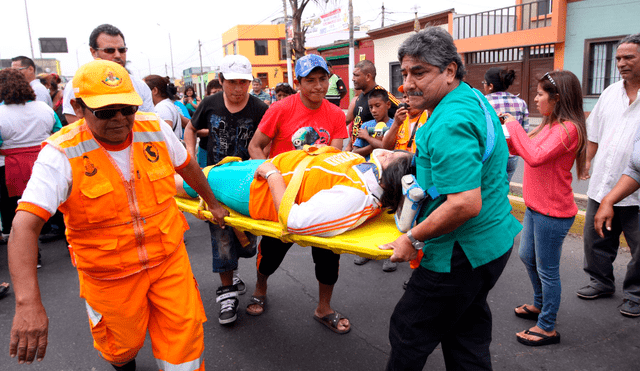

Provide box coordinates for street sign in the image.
[39,38,68,53]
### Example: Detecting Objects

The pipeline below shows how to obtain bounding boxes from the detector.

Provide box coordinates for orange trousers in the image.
[78,244,206,370]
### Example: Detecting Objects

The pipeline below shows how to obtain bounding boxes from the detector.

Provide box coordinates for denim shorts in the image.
[209,222,257,273]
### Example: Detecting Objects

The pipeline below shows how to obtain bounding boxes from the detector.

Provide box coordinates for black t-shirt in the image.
[191,92,268,165]
[350,85,399,142]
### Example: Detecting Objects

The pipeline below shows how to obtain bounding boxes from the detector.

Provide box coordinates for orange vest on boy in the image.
[45,113,188,280]
[394,111,428,153]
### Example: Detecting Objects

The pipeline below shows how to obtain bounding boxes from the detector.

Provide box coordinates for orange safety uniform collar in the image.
[45,113,188,280]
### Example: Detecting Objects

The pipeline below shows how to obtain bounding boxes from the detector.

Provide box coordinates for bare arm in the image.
[180,115,190,129]
[330,137,344,151]
[581,141,598,180]
[345,98,357,124]
[176,155,229,226]
[9,211,49,364]
[255,162,286,212]
[382,109,407,150]
[183,122,198,159]
[248,130,272,160]
[594,175,640,237]
[381,187,482,262]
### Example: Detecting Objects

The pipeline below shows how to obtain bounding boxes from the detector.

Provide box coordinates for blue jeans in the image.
[506,156,519,184]
[519,208,574,332]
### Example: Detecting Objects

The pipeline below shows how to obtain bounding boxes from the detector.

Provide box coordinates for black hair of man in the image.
[11,56,35,70]
[398,26,466,81]
[89,24,126,49]
[354,60,376,79]
[207,79,222,92]
[368,89,389,102]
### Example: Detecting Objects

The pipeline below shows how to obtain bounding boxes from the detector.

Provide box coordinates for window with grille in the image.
[584,37,623,96]
[255,40,268,56]
[279,40,287,60]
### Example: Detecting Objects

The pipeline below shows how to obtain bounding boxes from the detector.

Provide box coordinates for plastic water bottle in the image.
[395,174,426,232]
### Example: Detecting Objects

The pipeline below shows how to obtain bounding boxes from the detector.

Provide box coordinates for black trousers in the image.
[0,166,19,235]
[583,198,640,302]
[257,236,341,285]
[386,243,512,371]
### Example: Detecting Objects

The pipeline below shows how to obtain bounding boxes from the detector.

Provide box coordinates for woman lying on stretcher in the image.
[175,145,413,237]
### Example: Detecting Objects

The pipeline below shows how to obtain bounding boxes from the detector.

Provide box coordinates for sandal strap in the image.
[249,296,265,306]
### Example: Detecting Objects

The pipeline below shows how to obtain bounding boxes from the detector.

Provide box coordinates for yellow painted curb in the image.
[508,195,628,247]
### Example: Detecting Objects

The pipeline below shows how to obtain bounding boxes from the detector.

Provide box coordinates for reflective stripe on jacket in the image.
[46,113,188,280]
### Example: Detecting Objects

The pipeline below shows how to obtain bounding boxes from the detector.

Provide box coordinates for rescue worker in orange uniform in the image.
[7,60,228,371]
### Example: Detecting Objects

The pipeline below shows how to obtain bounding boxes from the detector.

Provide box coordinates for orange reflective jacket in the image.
[394,111,428,153]
[46,113,188,280]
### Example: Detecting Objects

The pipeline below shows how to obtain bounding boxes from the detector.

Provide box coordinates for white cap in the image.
[220,54,253,81]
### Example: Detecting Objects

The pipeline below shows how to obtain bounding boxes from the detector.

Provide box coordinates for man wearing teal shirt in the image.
[381,27,521,370]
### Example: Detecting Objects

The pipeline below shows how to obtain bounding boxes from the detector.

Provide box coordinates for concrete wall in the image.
[373,24,448,91]
[564,0,640,111]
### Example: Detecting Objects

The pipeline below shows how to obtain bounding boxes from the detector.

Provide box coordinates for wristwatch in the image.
[406,229,424,250]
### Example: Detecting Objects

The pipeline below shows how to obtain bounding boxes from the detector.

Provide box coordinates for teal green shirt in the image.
[415,82,521,273]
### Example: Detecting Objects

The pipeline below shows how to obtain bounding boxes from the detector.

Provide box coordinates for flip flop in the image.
[514,304,540,320]
[313,311,351,334]
[516,330,560,346]
[0,282,10,299]
[246,295,267,316]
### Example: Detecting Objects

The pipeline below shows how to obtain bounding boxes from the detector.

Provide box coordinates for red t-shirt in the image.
[258,93,348,157]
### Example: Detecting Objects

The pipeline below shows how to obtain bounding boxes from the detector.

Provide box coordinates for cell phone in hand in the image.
[399,103,409,110]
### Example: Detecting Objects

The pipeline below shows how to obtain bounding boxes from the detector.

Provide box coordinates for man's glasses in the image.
[86,105,138,120]
[543,72,557,87]
[95,47,128,54]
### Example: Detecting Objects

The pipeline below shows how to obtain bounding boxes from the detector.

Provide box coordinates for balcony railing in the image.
[453,0,553,40]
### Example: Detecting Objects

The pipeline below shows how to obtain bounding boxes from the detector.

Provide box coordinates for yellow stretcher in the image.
[175,196,399,259]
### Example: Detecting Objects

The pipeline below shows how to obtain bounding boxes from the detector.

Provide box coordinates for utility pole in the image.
[169,33,175,80]
[348,0,355,100]
[165,63,168,77]
[282,0,293,85]
[381,2,385,28]
[23,0,35,61]
[198,40,204,97]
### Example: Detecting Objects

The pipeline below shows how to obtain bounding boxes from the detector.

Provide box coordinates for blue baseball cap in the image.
[295,54,330,78]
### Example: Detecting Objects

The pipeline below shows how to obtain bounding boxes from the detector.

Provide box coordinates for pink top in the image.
[506,119,579,218]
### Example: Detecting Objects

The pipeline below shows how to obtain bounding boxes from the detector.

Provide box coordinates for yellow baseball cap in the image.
[72,60,142,109]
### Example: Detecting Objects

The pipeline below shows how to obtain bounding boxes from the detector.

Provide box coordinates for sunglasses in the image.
[15,66,29,71]
[542,72,557,87]
[86,105,138,119]
[95,47,128,54]
[276,82,290,87]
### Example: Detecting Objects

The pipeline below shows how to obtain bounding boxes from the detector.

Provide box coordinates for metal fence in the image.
[453,0,553,40]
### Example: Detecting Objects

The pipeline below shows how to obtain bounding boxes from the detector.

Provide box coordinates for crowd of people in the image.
[1,20,639,371]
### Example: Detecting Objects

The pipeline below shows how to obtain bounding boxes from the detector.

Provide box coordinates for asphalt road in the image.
[1,213,639,370]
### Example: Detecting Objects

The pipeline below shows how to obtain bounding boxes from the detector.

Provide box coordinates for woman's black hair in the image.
[484,67,516,92]
[379,154,415,213]
[144,75,177,101]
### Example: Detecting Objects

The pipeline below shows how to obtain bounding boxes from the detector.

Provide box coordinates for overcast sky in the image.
[1,0,515,77]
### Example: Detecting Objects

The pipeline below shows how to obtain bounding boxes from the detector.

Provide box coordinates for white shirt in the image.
[19,118,188,216]
[155,98,182,139]
[0,101,57,166]
[587,80,640,206]
[30,79,53,108]
[62,75,155,116]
